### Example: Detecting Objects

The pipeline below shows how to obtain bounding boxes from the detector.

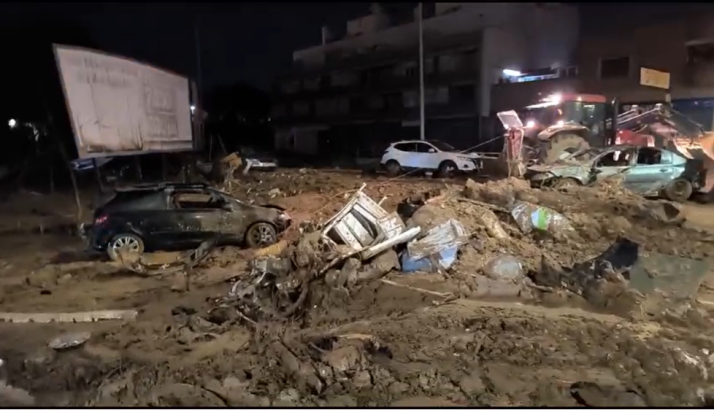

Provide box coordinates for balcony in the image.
[275,67,481,102]
[272,101,477,127]
[282,31,483,80]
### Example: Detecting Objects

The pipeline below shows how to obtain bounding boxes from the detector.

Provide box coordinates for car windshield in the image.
[428,140,456,152]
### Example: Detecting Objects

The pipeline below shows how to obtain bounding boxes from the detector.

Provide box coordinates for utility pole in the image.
[194,17,204,102]
[194,16,206,157]
[418,3,425,141]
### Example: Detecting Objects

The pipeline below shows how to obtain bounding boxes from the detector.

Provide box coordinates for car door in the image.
[625,148,675,195]
[170,190,228,246]
[591,148,636,188]
[414,142,441,170]
[390,143,415,169]
[127,191,178,249]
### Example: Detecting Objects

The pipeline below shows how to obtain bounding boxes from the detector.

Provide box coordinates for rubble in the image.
[48,331,91,350]
[3,167,714,407]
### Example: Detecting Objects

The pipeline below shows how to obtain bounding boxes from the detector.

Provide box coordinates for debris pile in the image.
[212,175,711,322]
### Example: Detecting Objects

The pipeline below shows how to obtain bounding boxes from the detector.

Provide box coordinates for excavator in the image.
[506,92,714,168]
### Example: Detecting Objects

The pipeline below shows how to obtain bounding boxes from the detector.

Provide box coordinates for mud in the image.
[0,170,713,406]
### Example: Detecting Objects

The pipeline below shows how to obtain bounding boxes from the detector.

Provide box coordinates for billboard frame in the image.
[52,43,197,159]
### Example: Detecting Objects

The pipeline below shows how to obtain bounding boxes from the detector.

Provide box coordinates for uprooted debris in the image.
[204,174,714,323]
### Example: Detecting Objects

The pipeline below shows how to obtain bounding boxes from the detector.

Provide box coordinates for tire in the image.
[385,160,401,177]
[107,233,144,261]
[663,178,693,203]
[552,177,581,189]
[245,222,278,248]
[437,160,458,178]
[540,133,590,164]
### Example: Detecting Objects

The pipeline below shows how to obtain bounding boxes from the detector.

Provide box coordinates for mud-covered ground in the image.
[0,169,714,407]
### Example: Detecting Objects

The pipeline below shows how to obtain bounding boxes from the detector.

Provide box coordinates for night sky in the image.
[0,2,375,90]
[0,2,708,91]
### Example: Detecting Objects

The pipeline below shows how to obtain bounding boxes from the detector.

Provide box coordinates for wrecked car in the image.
[525,145,707,202]
[238,146,279,172]
[84,182,291,260]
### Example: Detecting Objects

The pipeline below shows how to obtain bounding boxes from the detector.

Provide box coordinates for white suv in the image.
[380,140,481,177]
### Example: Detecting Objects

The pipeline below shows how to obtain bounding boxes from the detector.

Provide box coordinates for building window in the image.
[367,95,385,110]
[425,87,449,105]
[315,99,336,116]
[687,43,714,64]
[403,90,418,108]
[303,77,320,91]
[450,85,475,103]
[281,80,300,94]
[600,57,630,79]
[350,96,368,111]
[405,63,418,78]
[293,101,310,116]
[385,93,403,109]
[271,104,286,118]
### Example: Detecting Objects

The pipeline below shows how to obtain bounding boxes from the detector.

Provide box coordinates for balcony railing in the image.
[281,31,483,80]
[274,67,481,102]
[272,101,478,127]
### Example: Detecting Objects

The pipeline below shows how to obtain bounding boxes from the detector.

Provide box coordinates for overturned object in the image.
[322,184,420,260]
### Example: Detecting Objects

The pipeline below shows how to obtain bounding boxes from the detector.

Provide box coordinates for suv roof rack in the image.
[115,182,210,192]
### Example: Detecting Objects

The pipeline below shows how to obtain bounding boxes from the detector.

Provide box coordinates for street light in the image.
[502,69,522,77]
[8,119,16,128]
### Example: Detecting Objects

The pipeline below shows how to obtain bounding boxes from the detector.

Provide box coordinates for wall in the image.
[290,4,577,117]
[292,3,530,70]
[576,14,714,102]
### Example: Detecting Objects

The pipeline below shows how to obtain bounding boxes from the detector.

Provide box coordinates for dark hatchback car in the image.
[84,182,291,260]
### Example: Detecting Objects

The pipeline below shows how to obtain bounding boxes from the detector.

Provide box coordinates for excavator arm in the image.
[615,103,706,141]
[613,103,714,163]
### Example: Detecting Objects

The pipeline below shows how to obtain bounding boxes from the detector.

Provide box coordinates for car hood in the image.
[457,152,481,159]
[526,163,589,178]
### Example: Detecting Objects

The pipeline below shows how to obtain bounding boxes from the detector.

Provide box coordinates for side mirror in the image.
[428,148,436,153]
[591,167,602,175]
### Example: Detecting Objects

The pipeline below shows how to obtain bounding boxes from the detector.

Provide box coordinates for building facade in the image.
[271,3,579,157]
[491,12,714,131]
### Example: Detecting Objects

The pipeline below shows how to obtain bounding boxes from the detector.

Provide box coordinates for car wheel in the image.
[385,160,401,177]
[552,177,580,189]
[245,222,278,248]
[663,178,693,202]
[437,160,457,178]
[107,233,145,261]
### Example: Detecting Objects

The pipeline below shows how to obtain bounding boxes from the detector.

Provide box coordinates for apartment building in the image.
[271,3,579,157]
[491,12,714,130]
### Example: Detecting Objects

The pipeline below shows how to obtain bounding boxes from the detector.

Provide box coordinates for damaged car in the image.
[85,182,291,260]
[525,145,707,202]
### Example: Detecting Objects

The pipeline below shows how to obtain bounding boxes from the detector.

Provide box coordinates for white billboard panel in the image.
[53,45,193,159]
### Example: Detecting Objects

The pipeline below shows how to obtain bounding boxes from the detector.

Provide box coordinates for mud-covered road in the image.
[0,169,713,407]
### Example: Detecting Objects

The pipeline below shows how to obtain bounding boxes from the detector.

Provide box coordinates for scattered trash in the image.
[483,255,524,280]
[510,201,574,236]
[401,246,458,273]
[406,219,469,260]
[401,219,469,272]
[49,331,91,350]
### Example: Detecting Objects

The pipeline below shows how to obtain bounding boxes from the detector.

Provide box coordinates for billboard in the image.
[53,44,193,159]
